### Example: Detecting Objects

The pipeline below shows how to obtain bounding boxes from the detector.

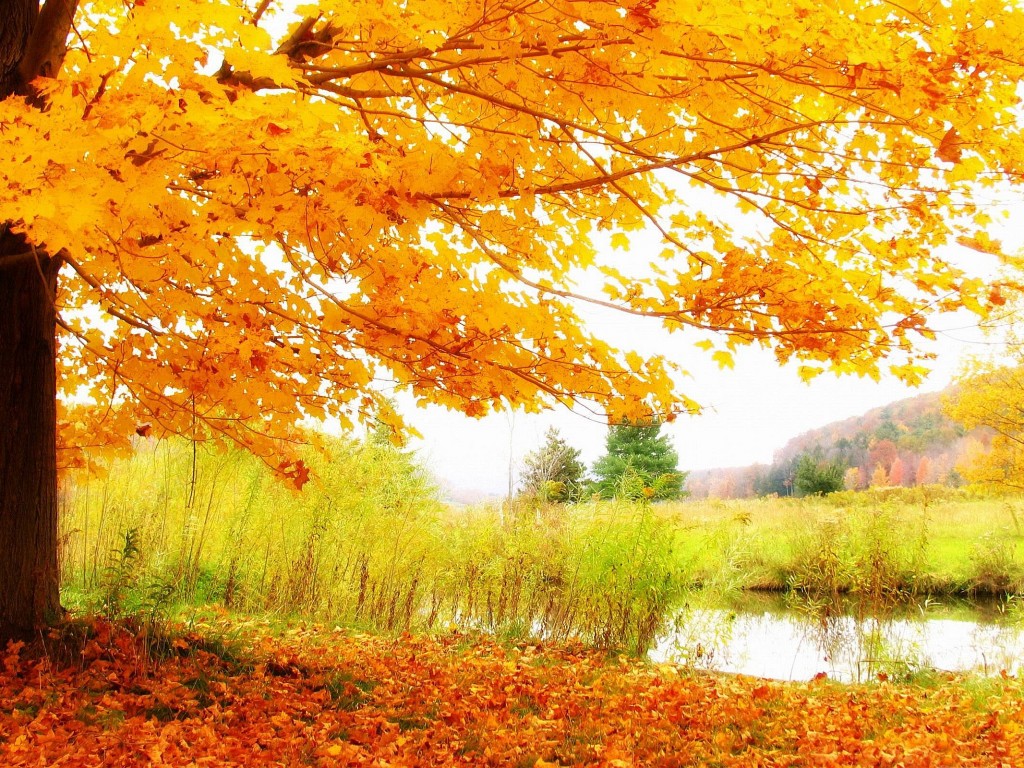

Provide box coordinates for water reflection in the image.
[651,594,1024,682]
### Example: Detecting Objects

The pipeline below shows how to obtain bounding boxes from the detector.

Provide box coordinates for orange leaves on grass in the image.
[2,620,1024,767]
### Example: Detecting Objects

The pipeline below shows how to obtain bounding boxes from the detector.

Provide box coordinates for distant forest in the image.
[686,389,987,499]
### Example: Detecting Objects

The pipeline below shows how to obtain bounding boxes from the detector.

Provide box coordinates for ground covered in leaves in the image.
[2,617,1023,766]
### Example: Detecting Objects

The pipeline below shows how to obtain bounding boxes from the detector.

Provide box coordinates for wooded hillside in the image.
[687,389,984,499]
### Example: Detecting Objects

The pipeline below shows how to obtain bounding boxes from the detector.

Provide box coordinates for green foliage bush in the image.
[519,427,587,503]
[793,453,846,497]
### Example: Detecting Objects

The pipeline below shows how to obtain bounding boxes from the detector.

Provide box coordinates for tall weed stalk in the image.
[61,438,691,653]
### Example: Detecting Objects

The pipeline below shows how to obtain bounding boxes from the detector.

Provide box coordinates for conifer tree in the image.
[793,453,845,496]
[591,422,685,501]
[520,427,586,503]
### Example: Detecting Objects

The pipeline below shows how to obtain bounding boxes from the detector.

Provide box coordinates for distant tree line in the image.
[687,398,974,499]
[521,397,979,503]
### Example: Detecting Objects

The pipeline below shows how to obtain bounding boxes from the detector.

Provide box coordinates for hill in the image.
[686,388,984,499]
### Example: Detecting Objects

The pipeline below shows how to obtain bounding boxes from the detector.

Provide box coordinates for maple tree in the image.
[948,362,1024,490]
[915,456,933,486]
[871,464,891,488]
[889,455,907,486]
[3,0,1024,636]
[945,301,1024,490]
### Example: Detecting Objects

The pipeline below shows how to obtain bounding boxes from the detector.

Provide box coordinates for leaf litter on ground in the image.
[2,616,1023,766]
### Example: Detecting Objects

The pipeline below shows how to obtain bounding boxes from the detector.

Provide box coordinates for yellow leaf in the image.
[264,172,292,196]
[712,350,734,369]
[797,366,821,383]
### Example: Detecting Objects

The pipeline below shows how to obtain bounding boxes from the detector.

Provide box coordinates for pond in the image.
[651,592,1024,683]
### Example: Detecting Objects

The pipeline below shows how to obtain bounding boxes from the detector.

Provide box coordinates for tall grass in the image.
[61,436,448,628]
[60,437,689,654]
[664,490,1024,597]
[60,441,1024,655]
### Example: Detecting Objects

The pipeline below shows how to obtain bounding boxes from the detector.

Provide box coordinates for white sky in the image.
[403,304,1000,497]
[400,184,1023,497]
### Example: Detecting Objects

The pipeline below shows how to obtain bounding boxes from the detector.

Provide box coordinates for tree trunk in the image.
[0,0,80,642]
[0,229,62,639]
[0,0,38,97]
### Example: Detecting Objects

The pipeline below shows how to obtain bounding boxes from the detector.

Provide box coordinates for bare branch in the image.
[61,252,166,337]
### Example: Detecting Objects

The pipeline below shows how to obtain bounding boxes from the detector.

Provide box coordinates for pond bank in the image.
[654,591,1024,683]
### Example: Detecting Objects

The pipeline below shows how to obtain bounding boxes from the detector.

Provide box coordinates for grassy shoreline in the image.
[664,491,1024,599]
[58,439,1024,655]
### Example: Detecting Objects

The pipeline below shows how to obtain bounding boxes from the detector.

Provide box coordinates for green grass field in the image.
[662,491,1024,596]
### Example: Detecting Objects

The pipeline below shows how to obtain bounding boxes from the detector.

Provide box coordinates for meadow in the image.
[10,437,1020,767]
[58,437,1024,657]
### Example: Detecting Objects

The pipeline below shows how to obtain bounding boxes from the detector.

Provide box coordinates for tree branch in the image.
[251,0,273,26]
[61,252,166,336]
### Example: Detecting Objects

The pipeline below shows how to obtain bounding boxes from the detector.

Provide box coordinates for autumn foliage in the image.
[4,0,1024,633]
[3,618,1024,767]
[5,0,1024,463]
[948,362,1024,492]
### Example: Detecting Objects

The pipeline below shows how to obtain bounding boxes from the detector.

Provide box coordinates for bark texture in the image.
[0,228,62,638]
[1,1,70,639]
[0,0,38,96]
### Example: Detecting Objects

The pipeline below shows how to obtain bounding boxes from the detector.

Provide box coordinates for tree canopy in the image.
[4,0,1024,633]
[947,356,1024,491]
[6,0,1024,467]
[792,453,846,497]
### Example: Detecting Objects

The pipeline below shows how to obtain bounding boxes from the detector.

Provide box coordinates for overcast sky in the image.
[399,199,1022,498]
[402,303,1000,497]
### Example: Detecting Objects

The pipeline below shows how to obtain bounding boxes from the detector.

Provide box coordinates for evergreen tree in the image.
[520,427,586,503]
[792,453,846,497]
[591,421,685,501]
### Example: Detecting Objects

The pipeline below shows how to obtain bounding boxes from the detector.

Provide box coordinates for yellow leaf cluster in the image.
[3,0,1023,466]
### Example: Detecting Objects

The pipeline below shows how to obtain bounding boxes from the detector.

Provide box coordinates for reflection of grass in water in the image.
[661,592,738,671]
[658,589,1024,681]
[780,504,937,681]
[1006,594,1024,625]
[787,592,931,683]
[857,620,930,683]
[786,592,1024,682]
